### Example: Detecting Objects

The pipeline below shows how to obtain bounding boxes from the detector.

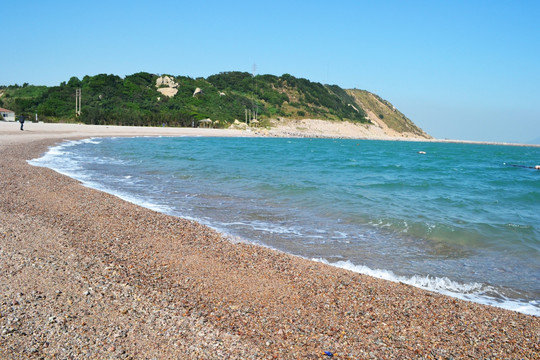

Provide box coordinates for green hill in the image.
[0,72,429,138]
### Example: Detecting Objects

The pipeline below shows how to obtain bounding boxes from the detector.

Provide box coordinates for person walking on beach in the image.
[18,116,25,131]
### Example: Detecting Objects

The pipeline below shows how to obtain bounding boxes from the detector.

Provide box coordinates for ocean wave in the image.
[213,219,305,237]
[106,190,173,214]
[80,138,102,145]
[312,258,540,316]
[28,141,96,181]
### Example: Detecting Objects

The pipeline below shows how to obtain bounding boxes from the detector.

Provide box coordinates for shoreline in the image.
[2,120,539,148]
[0,122,259,146]
[1,124,538,358]
[31,136,540,316]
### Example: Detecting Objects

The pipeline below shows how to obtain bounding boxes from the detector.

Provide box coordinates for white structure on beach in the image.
[198,118,213,128]
[0,107,15,121]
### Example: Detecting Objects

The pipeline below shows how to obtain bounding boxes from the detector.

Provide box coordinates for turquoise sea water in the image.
[30,137,540,315]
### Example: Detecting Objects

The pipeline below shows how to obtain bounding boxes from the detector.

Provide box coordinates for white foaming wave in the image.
[46,147,67,157]
[54,139,84,148]
[215,219,304,237]
[79,138,102,145]
[29,152,85,180]
[70,178,174,215]
[114,192,173,214]
[29,151,93,182]
[28,146,65,165]
[313,258,540,316]
[29,139,132,183]
[30,142,171,214]
[86,181,174,215]
[332,231,348,239]
[252,222,303,236]
[92,156,129,166]
[53,137,102,148]
[28,139,86,167]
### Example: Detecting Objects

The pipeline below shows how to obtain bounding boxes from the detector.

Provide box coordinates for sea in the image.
[29,136,540,316]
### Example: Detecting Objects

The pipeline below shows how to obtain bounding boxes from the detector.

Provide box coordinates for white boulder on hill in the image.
[156,76,179,97]
[193,88,203,97]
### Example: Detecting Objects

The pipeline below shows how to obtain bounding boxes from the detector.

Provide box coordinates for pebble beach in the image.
[1,123,539,359]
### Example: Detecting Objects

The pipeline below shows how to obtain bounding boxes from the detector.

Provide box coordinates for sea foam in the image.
[313,258,539,316]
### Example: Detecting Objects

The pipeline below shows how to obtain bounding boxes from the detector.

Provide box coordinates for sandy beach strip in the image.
[0,122,258,145]
[1,123,538,359]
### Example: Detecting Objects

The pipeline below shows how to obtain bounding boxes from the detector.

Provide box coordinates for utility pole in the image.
[252,64,257,122]
[75,88,81,116]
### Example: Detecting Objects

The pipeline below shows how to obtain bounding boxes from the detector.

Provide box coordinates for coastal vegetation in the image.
[0,72,426,137]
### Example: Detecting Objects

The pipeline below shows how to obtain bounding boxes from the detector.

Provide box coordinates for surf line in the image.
[504,163,540,170]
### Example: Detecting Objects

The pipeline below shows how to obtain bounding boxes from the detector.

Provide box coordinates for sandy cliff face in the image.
[347,89,431,139]
[260,89,432,140]
[264,118,427,140]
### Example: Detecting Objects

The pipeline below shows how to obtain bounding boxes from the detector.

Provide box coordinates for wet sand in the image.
[0,123,538,358]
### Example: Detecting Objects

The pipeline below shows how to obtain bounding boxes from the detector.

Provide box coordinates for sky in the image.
[2,0,539,143]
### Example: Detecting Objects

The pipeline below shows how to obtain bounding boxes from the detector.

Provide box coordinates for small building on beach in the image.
[198,118,213,128]
[0,107,15,122]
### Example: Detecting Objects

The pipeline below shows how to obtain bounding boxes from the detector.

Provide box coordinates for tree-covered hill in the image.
[0,71,428,137]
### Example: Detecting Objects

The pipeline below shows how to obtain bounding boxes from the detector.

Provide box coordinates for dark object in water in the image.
[504,163,540,170]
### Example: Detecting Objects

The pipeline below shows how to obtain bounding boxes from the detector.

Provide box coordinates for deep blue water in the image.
[30,137,540,315]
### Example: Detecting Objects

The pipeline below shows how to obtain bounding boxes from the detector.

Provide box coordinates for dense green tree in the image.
[2,71,372,126]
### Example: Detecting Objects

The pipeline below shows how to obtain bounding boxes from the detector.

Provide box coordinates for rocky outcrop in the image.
[155,76,179,97]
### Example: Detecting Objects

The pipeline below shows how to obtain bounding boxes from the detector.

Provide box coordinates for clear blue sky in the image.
[2,1,539,143]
